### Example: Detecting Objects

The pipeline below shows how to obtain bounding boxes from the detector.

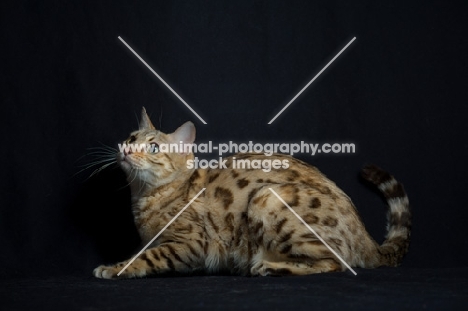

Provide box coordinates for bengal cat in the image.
[93,108,411,279]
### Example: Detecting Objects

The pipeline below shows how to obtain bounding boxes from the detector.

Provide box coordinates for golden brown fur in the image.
[93,108,411,279]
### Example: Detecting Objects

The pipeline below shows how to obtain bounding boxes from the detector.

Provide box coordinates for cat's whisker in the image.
[74,159,117,178]
[75,143,119,179]
[118,168,139,191]
[87,150,117,157]
[82,151,118,159]
[84,150,117,156]
[75,145,118,163]
[88,144,118,152]
[78,157,116,169]
[129,170,139,186]
[87,145,117,150]
[134,110,140,127]
[126,169,136,185]
[96,141,119,150]
[89,162,116,178]
[137,174,146,194]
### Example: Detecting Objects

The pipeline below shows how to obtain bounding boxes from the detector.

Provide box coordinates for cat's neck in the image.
[130,169,194,206]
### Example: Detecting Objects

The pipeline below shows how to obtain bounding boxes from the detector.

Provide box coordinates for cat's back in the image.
[198,153,349,215]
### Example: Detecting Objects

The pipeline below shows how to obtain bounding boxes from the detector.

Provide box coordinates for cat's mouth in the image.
[117,152,133,171]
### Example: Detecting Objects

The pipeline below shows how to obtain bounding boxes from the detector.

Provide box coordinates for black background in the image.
[1,0,467,309]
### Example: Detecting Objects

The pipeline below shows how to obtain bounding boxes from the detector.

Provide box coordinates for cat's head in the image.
[117,107,196,189]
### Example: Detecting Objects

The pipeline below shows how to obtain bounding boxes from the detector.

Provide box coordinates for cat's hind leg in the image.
[251,258,344,276]
[247,184,347,276]
[93,242,203,279]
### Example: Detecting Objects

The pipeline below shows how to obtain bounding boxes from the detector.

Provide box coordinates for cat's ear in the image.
[168,121,196,148]
[139,107,156,130]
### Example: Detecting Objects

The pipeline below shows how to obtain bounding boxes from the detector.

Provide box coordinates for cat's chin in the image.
[119,161,132,171]
[116,154,132,172]
[117,156,132,173]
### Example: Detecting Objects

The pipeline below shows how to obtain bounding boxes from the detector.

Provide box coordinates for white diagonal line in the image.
[118,36,207,125]
[268,188,357,275]
[117,188,206,276]
[268,37,356,124]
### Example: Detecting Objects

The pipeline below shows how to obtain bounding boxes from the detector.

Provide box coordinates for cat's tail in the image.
[361,164,411,267]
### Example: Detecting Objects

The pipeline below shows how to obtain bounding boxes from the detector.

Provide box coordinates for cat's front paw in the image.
[250,261,264,276]
[93,265,120,279]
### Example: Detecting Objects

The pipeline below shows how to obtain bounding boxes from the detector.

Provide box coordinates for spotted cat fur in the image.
[93,108,411,279]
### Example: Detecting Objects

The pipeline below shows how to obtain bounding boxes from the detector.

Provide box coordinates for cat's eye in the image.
[129,135,136,143]
[149,142,159,154]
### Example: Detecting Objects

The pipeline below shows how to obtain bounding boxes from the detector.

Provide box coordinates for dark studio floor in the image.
[2,267,467,310]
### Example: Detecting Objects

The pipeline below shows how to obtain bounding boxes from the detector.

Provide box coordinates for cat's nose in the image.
[124,149,133,156]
